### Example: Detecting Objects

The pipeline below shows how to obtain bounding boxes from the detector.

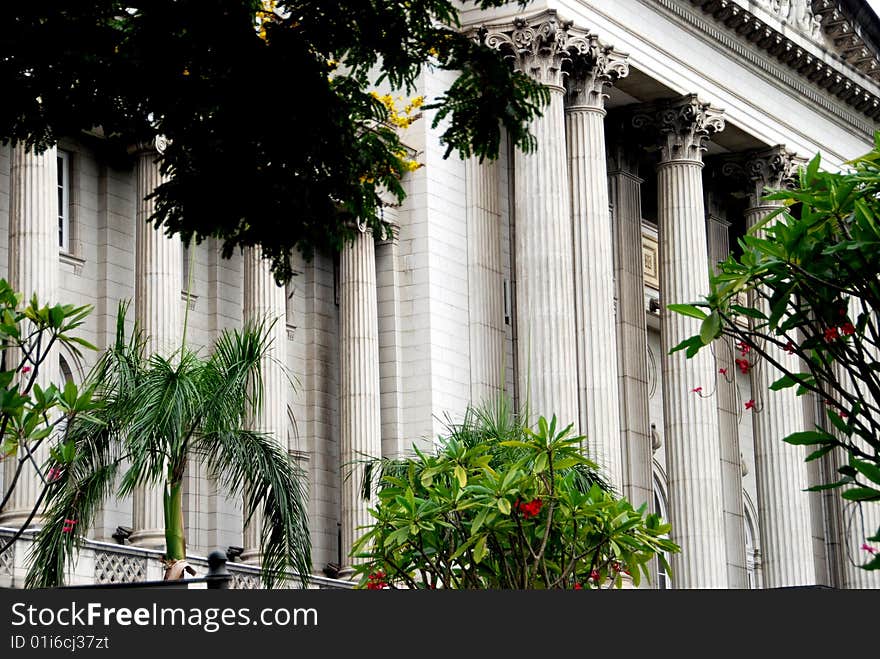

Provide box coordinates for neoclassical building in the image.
[1,0,879,588]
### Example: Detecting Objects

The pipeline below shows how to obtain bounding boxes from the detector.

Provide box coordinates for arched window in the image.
[743,493,763,589]
[653,471,671,590]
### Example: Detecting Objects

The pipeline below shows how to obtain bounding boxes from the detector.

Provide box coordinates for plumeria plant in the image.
[670,134,880,569]
[0,279,99,553]
[352,403,679,589]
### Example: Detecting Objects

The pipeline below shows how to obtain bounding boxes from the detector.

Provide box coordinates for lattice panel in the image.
[0,543,13,576]
[231,572,261,589]
[94,552,147,584]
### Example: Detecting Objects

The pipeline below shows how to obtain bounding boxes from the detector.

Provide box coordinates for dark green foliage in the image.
[0,1,545,282]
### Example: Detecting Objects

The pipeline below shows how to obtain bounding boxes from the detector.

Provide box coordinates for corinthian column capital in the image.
[565,43,629,111]
[482,10,590,89]
[719,146,804,210]
[632,94,725,164]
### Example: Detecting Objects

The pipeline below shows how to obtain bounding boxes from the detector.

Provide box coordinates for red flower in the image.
[735,358,750,374]
[736,341,750,355]
[862,543,878,555]
[21,366,31,375]
[367,570,388,590]
[718,368,727,376]
[691,386,703,394]
[840,322,856,336]
[517,498,543,519]
[62,519,77,533]
[824,327,839,342]
[589,569,601,582]
[46,466,63,482]
[784,340,796,354]
[744,399,755,410]
[573,583,583,590]
[611,561,621,572]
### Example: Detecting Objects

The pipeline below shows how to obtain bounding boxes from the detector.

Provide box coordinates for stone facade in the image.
[1,0,879,588]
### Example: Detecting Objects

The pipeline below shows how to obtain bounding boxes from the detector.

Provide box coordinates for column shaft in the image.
[567,105,622,485]
[241,247,289,562]
[706,214,748,588]
[746,204,814,587]
[466,157,505,403]
[0,146,60,527]
[130,145,182,549]
[339,229,382,565]
[609,162,653,510]
[658,159,726,588]
[514,89,579,427]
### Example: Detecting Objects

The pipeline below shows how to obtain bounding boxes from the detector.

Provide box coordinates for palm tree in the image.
[26,304,310,588]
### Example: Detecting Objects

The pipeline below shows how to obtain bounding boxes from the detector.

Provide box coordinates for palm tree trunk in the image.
[164,479,187,563]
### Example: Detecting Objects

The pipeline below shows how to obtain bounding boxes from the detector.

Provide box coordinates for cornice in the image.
[681,0,880,124]
[812,0,880,83]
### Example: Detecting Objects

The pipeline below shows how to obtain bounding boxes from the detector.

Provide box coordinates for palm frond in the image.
[192,429,310,588]
[25,414,121,588]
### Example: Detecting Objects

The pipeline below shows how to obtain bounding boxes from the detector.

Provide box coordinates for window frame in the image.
[57,149,70,253]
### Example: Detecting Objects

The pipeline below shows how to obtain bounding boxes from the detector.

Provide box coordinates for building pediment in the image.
[688,0,880,120]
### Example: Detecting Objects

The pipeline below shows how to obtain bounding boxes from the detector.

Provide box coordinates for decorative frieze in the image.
[687,0,880,117]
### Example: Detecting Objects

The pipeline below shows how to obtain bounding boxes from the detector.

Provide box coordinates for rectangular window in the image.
[57,150,70,251]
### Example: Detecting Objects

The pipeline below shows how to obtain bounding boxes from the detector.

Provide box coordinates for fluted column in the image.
[466,157,505,403]
[634,95,727,587]
[241,247,289,564]
[565,46,628,485]
[0,146,60,528]
[130,138,182,549]
[339,227,381,566]
[608,144,653,510]
[485,15,583,427]
[738,147,814,587]
[705,208,748,588]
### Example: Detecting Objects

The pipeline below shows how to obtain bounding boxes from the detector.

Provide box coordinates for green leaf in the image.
[699,311,721,345]
[782,430,836,446]
[669,335,704,358]
[729,304,766,320]
[852,460,880,487]
[473,535,487,564]
[841,487,880,502]
[805,478,849,492]
[454,464,467,488]
[497,498,511,515]
[667,304,707,321]
[769,373,805,391]
[805,445,834,462]
[534,452,548,474]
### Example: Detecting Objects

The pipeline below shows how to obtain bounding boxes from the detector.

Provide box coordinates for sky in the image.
[868,0,880,19]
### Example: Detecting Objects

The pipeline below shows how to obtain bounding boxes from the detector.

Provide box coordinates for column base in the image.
[0,511,44,531]
[239,548,261,566]
[127,528,166,551]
